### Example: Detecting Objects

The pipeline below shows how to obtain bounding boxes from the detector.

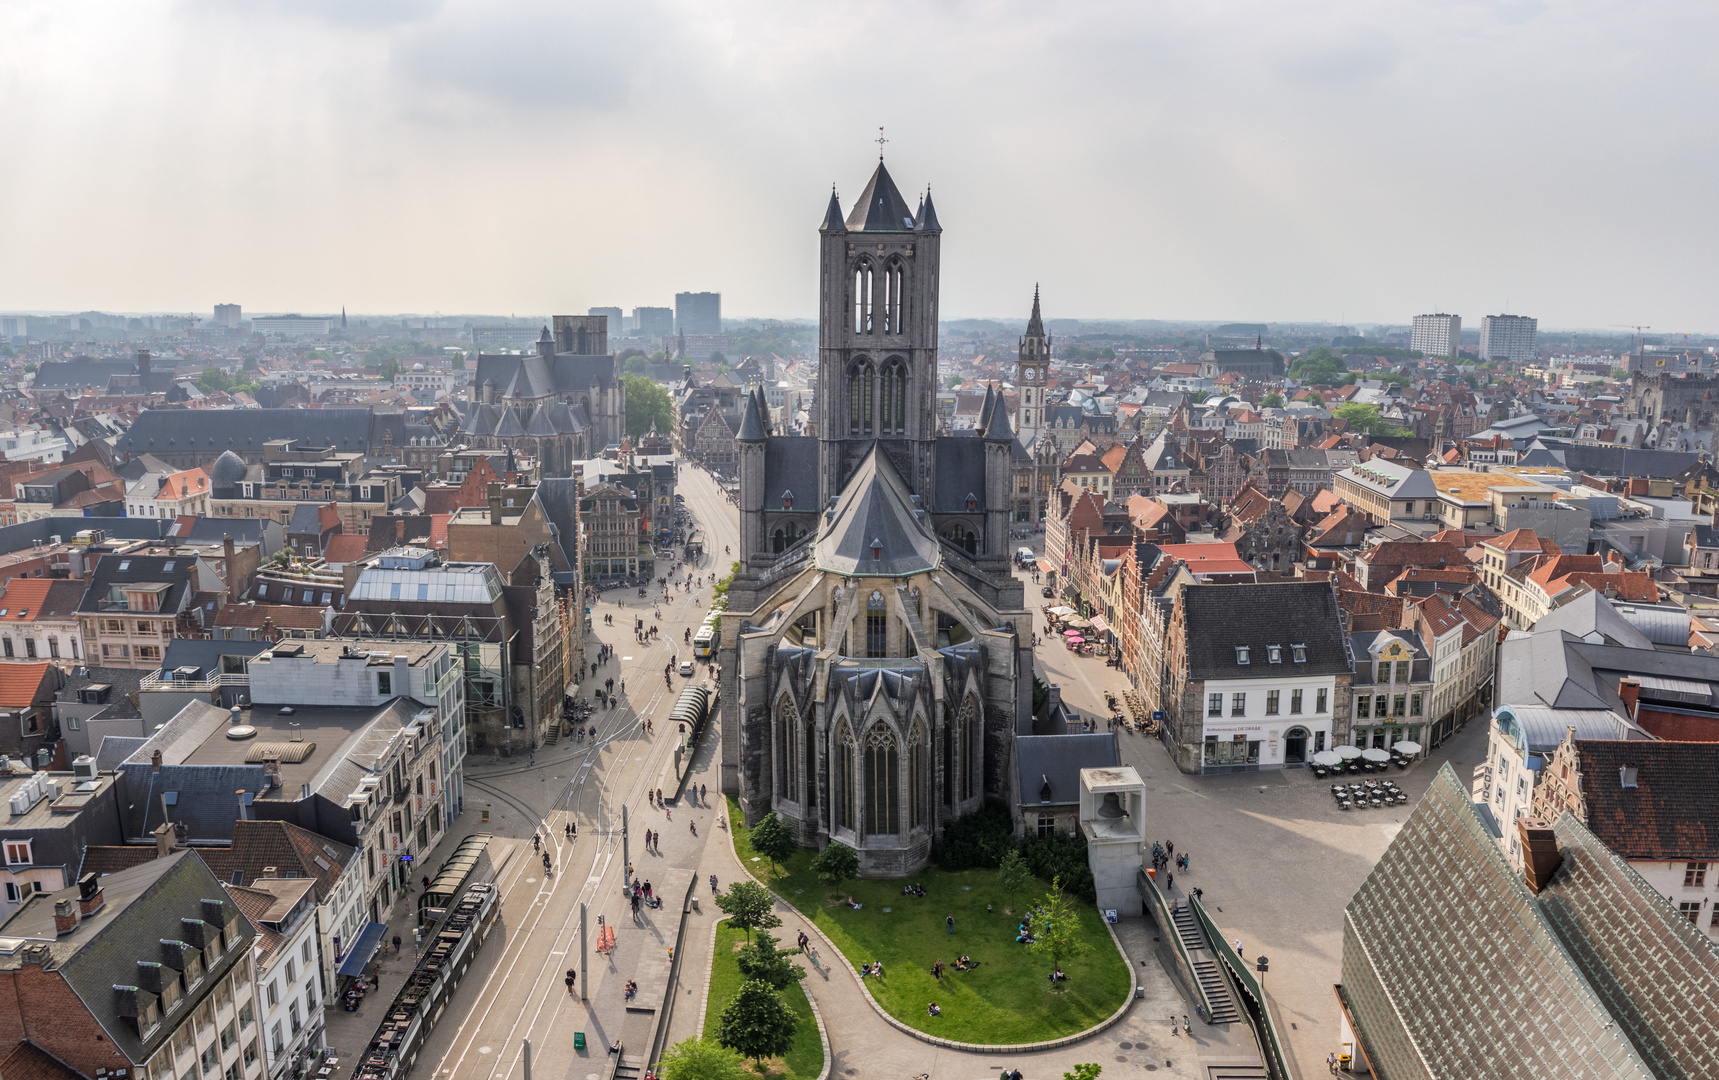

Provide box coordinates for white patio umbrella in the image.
[1361,747,1392,763]
[1392,741,1423,756]
[1311,750,1344,767]
[1335,745,1364,760]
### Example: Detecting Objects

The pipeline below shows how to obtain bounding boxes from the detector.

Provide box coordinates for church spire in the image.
[916,185,941,232]
[821,185,845,232]
[1026,284,1044,338]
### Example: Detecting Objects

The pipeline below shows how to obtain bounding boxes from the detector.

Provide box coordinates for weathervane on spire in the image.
[876,126,888,160]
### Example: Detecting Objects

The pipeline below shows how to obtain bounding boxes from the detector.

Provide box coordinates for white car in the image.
[678,660,695,676]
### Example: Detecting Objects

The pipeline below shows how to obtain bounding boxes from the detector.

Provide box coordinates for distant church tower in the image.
[1015,286,1050,446]
[816,163,942,505]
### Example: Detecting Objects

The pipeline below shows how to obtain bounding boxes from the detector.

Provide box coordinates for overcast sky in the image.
[2,1,1713,331]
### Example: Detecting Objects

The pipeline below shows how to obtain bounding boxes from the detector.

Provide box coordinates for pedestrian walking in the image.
[1183,1015,1191,1034]
[1167,840,1175,858]
[566,971,576,996]
[700,783,707,802]
[529,750,536,766]
[1166,870,1174,890]
[392,934,402,954]
[1327,1052,1337,1074]
[946,915,955,935]
[1234,939,1244,959]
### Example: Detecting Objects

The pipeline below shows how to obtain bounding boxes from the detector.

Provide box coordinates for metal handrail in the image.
[1189,895,1293,1080]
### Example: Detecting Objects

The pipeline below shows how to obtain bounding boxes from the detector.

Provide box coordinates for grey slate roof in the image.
[1180,581,1351,682]
[1142,433,1187,472]
[1340,763,1711,1080]
[931,436,988,513]
[0,850,254,1067]
[0,516,167,556]
[115,408,374,456]
[1016,732,1118,806]
[1498,628,1719,719]
[156,638,273,680]
[843,161,918,233]
[32,359,140,390]
[1563,444,1700,480]
[76,554,197,615]
[814,445,941,577]
[1531,591,1655,650]
[762,437,817,515]
[535,477,582,569]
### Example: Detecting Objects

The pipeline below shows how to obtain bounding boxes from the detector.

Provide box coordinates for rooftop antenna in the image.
[876,126,888,161]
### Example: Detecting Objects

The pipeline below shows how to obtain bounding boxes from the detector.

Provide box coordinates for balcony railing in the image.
[140,671,250,692]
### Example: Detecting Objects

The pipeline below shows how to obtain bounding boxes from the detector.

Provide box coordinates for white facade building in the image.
[227,878,325,1080]
[1410,313,1461,359]
[1479,314,1538,363]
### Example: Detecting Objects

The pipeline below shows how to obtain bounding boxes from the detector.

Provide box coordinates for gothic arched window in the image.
[803,711,817,809]
[854,260,874,335]
[962,694,981,801]
[909,719,927,830]
[776,695,797,800]
[865,722,899,835]
[849,362,874,436]
[866,590,888,657]
[879,359,906,435]
[835,721,855,832]
[883,258,905,334]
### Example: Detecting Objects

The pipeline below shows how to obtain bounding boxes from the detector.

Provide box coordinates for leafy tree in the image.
[1259,392,1284,409]
[735,930,804,989]
[197,367,233,394]
[452,353,466,370]
[22,362,36,372]
[750,812,797,877]
[1610,368,1630,380]
[1333,402,1407,438]
[714,880,781,942]
[944,374,962,389]
[1302,390,1325,406]
[658,1037,749,1080]
[997,847,1033,913]
[1029,876,1092,977]
[810,840,858,887]
[621,373,674,437]
[710,351,728,365]
[716,979,797,1064]
[623,354,649,374]
[1188,390,1210,404]
[711,561,740,604]
[380,359,402,383]
[1063,1065,1103,1080]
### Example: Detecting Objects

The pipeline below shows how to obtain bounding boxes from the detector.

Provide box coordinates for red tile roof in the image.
[0,663,56,709]
[323,533,369,565]
[1573,740,1719,860]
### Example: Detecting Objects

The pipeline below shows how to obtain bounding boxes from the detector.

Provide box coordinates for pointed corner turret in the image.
[916,185,942,232]
[821,185,845,232]
[736,388,766,442]
[977,383,995,432]
[983,382,1014,442]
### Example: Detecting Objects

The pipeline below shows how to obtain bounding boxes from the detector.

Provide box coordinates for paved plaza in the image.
[1023,553,1489,1078]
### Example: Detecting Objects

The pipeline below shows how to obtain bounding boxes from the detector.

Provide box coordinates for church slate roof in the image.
[931,436,988,513]
[1562,445,1700,480]
[844,161,918,233]
[115,408,374,457]
[814,445,941,577]
[1016,732,1118,806]
[763,436,817,513]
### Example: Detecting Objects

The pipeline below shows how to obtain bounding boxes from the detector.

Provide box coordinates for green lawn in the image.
[728,798,1130,1045]
[703,919,823,1079]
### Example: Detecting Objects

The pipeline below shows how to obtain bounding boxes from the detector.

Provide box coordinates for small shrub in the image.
[935,803,1014,870]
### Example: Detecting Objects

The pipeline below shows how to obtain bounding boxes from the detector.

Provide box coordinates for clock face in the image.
[1024,369,1035,381]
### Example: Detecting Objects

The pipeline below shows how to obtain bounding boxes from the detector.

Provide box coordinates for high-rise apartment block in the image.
[1479,314,1538,363]
[674,292,722,335]
[587,306,624,337]
[633,307,673,340]
[1410,313,1460,358]
[213,303,242,328]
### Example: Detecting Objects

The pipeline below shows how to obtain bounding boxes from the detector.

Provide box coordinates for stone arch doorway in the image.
[1284,726,1310,765]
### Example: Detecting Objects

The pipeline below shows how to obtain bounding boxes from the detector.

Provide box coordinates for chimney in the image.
[261,756,281,791]
[1617,678,1640,719]
[223,533,235,569]
[1046,683,1062,716]
[235,790,249,821]
[488,482,503,524]
[153,822,175,857]
[151,749,162,773]
[53,898,78,936]
[1519,818,1563,894]
[76,873,103,915]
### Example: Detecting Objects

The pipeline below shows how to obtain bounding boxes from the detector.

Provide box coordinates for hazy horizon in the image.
[2,1,1713,331]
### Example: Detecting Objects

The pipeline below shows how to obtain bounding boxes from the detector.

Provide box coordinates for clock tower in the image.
[1015,286,1051,446]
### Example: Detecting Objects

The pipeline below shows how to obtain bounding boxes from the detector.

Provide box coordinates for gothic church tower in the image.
[1015,286,1050,447]
[816,162,942,506]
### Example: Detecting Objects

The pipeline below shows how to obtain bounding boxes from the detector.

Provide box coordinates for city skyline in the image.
[1,1,1713,329]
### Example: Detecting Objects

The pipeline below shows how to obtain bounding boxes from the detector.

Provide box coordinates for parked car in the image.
[678,660,695,676]
[1041,586,1055,598]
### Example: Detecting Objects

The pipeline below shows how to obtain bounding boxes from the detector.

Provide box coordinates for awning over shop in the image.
[1046,605,1075,617]
[1090,615,1111,636]
[337,922,388,978]
[1037,560,1057,573]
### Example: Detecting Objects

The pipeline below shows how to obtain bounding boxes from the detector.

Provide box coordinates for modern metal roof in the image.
[349,562,503,605]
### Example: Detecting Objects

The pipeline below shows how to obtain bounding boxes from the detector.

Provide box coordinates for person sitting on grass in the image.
[927,1002,941,1016]
[1048,968,1066,982]
[873,960,885,978]
[846,895,863,909]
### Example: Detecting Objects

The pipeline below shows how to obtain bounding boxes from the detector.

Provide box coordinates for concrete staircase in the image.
[543,723,560,747]
[1204,1065,1271,1080]
[1172,905,1242,1025]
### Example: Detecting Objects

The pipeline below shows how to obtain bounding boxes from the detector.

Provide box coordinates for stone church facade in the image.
[720,162,1033,876]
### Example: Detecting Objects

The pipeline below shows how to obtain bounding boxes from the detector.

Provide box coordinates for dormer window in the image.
[966,493,978,512]
[871,537,883,561]
[781,489,794,509]
[1292,644,1307,663]
[1235,646,1250,665]
[1267,645,1282,664]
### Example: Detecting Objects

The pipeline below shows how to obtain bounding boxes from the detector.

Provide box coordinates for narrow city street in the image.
[327,465,740,1080]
